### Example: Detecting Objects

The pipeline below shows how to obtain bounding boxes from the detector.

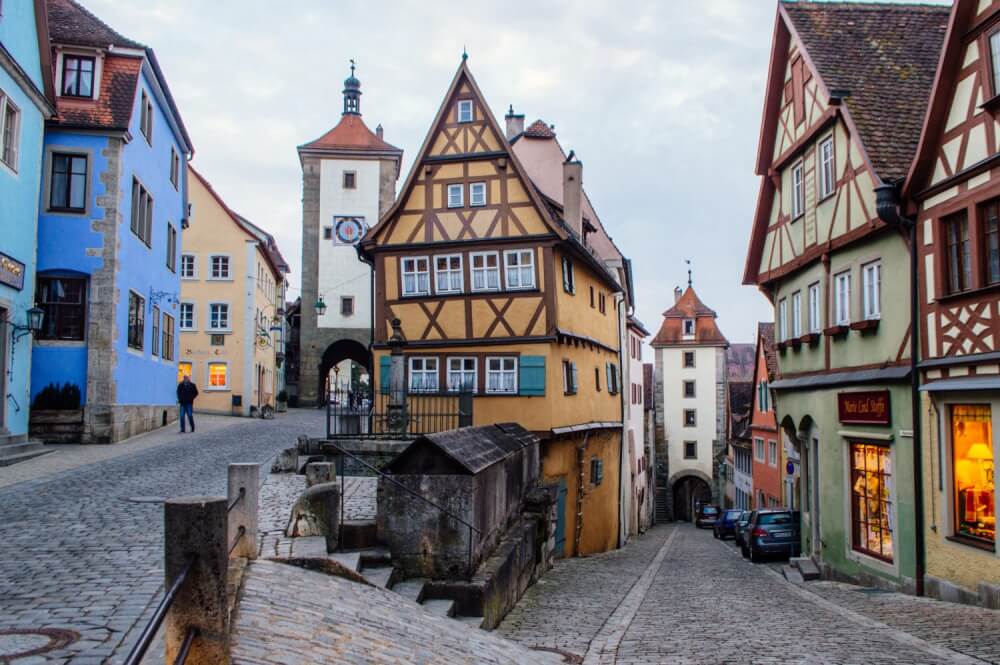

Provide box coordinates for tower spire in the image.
[343,59,362,116]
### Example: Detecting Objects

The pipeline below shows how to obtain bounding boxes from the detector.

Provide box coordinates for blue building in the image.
[31,0,193,443]
[0,1,55,440]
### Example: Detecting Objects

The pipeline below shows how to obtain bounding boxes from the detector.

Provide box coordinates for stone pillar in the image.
[228,464,259,560]
[164,496,229,665]
[387,318,407,433]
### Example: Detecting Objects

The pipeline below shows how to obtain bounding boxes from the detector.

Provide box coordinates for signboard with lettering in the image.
[838,390,891,426]
[0,252,25,291]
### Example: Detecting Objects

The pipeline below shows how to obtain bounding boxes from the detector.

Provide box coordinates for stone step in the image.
[328,551,361,573]
[391,578,427,603]
[421,598,455,618]
[790,556,821,581]
[782,565,804,584]
[292,536,329,558]
[0,447,55,467]
[0,432,28,446]
[454,615,484,629]
[0,439,45,455]
[361,565,394,588]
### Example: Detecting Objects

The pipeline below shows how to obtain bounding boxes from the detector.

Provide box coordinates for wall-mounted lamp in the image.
[315,296,327,316]
[12,306,44,343]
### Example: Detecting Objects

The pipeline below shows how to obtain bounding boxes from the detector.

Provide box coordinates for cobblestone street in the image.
[0,408,324,664]
[499,524,1000,664]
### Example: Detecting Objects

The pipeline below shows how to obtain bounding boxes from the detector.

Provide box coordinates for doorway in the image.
[672,475,712,521]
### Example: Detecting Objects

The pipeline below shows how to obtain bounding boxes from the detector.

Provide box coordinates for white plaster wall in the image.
[658,345,719,484]
[628,334,645,467]
[317,157,380,329]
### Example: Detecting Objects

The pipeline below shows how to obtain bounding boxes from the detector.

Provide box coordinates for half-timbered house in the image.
[744,1,948,591]
[901,0,1000,605]
[360,58,628,557]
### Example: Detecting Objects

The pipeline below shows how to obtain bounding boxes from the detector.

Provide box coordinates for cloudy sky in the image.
[84,0,933,346]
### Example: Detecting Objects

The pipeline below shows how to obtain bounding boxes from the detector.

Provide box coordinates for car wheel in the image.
[741,545,748,558]
[749,545,759,563]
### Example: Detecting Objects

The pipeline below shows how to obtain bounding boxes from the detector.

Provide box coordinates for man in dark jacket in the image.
[177,375,199,433]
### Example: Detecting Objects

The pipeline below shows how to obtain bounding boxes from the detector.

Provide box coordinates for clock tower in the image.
[296,63,403,406]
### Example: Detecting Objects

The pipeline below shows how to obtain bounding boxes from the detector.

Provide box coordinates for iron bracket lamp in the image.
[11,306,44,343]
[315,295,327,316]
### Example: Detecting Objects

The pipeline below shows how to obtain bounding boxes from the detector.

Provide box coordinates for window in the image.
[61,55,95,97]
[862,261,881,320]
[177,361,193,383]
[683,380,695,398]
[758,380,770,412]
[151,305,160,356]
[128,291,145,350]
[457,99,473,123]
[834,271,851,325]
[170,148,179,189]
[208,362,228,389]
[808,282,821,333]
[209,303,230,331]
[791,162,804,218]
[562,255,575,293]
[850,441,894,562]
[684,441,697,459]
[181,254,196,279]
[589,286,595,308]
[0,92,19,170]
[408,357,439,392]
[504,250,535,290]
[683,351,695,368]
[343,171,356,189]
[683,409,696,427]
[778,298,788,341]
[754,438,765,462]
[469,252,500,291]
[340,296,354,316]
[323,227,333,240]
[819,137,835,199]
[140,90,153,144]
[563,360,578,395]
[434,254,463,294]
[210,255,230,279]
[486,357,517,394]
[985,200,1000,286]
[470,182,487,207]
[401,257,431,296]
[447,357,476,392]
[599,293,606,314]
[950,405,995,546]
[36,277,86,341]
[606,362,619,395]
[179,302,195,330]
[162,313,174,360]
[683,319,695,336]
[447,183,463,208]
[166,224,177,272]
[792,291,802,337]
[945,211,971,294]
[768,440,778,466]
[595,366,601,392]
[591,458,604,485]
[50,153,87,211]
[130,178,153,247]
[991,31,1000,95]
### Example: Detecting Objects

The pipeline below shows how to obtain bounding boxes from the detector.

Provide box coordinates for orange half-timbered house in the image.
[360,59,627,557]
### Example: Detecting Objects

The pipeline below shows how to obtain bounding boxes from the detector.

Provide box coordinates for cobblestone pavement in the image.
[0,408,325,664]
[500,523,1000,664]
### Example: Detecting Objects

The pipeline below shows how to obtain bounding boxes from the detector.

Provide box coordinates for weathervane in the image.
[686,259,692,288]
[350,58,356,75]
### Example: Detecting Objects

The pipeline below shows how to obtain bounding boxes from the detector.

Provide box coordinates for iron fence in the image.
[325,387,472,439]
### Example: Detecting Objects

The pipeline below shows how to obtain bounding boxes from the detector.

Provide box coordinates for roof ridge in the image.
[782,0,950,11]
[59,0,145,48]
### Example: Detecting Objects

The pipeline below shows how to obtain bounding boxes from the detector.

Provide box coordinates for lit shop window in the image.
[951,405,995,546]
[177,361,192,383]
[850,442,893,562]
[208,362,228,389]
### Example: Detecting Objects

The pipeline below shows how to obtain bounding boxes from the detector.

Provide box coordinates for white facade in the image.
[316,157,380,330]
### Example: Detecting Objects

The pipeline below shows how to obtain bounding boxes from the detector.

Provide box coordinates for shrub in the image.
[33,382,82,410]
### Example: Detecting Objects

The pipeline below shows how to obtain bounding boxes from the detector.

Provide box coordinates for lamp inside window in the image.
[951,405,995,545]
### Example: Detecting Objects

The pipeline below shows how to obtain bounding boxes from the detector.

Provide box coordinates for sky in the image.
[82,0,934,346]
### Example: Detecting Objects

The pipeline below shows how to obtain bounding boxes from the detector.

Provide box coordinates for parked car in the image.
[734,510,753,548]
[741,509,801,562]
[694,504,721,529]
[713,509,745,539]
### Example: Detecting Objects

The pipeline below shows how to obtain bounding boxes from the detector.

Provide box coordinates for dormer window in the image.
[683,319,695,336]
[457,100,473,123]
[62,55,95,98]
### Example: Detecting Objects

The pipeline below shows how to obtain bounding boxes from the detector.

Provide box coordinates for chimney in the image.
[375,124,384,140]
[674,286,682,303]
[563,154,583,240]
[505,105,524,140]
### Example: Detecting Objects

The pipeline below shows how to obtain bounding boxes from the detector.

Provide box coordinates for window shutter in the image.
[571,362,578,393]
[379,355,391,394]
[519,355,545,396]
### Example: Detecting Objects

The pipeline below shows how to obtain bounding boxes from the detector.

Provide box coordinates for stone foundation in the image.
[83,403,178,444]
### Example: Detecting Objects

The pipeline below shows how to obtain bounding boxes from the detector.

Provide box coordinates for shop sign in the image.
[786,460,795,475]
[0,251,25,291]
[838,390,891,426]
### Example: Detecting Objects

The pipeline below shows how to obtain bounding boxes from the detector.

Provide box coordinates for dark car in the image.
[694,504,721,529]
[741,509,801,562]
[736,510,756,549]
[713,509,745,539]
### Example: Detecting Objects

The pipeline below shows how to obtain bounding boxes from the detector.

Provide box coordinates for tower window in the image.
[343,171,356,189]
[457,100,473,123]
[683,319,695,336]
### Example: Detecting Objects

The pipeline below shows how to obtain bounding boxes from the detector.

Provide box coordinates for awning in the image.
[771,366,910,391]
[920,376,1000,392]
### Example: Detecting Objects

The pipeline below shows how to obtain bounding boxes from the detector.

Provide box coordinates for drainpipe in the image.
[615,292,627,549]
[875,183,924,597]
[355,244,376,381]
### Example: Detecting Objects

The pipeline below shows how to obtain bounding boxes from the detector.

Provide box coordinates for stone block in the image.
[305,462,334,487]
[286,482,340,551]
[790,557,820,581]
[271,447,297,473]
[926,575,979,606]
[782,565,804,584]
[978,581,1000,609]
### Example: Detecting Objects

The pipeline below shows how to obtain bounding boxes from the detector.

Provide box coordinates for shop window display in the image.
[850,442,893,562]
[951,405,995,546]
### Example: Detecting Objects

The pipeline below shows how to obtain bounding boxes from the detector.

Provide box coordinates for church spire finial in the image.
[462,45,468,61]
[686,259,692,288]
[342,59,362,116]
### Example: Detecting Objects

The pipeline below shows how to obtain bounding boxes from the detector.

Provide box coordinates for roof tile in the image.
[300,114,402,153]
[47,0,144,49]
[54,54,139,131]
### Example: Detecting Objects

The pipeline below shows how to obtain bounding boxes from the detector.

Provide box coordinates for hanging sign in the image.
[0,251,25,290]
[837,390,891,426]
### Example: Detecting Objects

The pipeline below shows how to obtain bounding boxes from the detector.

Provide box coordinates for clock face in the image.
[334,217,365,244]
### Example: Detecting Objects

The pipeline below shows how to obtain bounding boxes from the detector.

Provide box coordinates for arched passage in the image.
[318,339,371,403]
[669,472,713,522]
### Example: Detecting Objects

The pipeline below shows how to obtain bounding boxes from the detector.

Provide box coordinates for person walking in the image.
[177,374,199,433]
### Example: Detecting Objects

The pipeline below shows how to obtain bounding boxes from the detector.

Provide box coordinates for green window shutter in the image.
[519,355,545,396]
[379,355,392,394]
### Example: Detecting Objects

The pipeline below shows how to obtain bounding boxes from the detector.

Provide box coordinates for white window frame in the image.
[754,437,765,463]
[682,319,695,337]
[434,254,464,295]
[447,357,477,393]
[447,183,463,208]
[470,251,501,292]
[208,254,231,280]
[862,261,881,320]
[408,357,439,392]
[486,356,517,394]
[835,271,851,325]
[769,440,778,467]
[808,282,821,333]
[792,291,802,338]
[401,256,431,297]
[778,298,788,341]
[791,161,804,219]
[457,99,473,123]
[208,302,231,332]
[819,136,835,199]
[0,89,21,172]
[470,181,487,207]
[206,361,229,391]
[503,249,536,290]
[179,302,196,331]
[180,253,197,279]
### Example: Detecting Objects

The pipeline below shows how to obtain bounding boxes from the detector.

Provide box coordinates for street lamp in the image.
[12,306,44,343]
[314,296,327,316]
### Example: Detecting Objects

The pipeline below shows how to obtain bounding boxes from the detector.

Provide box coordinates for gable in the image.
[772,41,831,163]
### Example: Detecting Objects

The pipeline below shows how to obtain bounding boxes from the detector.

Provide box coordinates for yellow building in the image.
[178,168,288,416]
[360,59,629,557]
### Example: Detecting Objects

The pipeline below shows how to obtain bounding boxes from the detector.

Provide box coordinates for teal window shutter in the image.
[519,356,545,396]
[379,355,392,394]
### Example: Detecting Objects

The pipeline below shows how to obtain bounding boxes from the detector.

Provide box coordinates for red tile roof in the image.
[651,287,728,347]
[523,119,555,138]
[47,0,144,49]
[299,114,402,153]
[661,286,716,319]
[54,54,139,131]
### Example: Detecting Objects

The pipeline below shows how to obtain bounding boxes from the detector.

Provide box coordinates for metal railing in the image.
[325,387,472,439]
[124,557,196,665]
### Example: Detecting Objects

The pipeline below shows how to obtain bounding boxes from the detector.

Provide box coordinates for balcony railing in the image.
[325,387,473,439]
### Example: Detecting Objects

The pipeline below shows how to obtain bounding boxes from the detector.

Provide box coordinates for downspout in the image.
[355,244,376,379]
[574,430,590,556]
[875,183,924,597]
[615,292,627,548]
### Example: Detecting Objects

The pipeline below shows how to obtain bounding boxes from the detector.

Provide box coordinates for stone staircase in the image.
[0,432,54,467]
[784,556,821,583]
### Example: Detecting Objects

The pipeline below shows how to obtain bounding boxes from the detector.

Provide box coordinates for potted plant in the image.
[276,389,288,413]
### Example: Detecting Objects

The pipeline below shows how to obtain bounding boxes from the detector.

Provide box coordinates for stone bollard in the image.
[228,463,259,559]
[164,496,229,665]
[305,461,334,487]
